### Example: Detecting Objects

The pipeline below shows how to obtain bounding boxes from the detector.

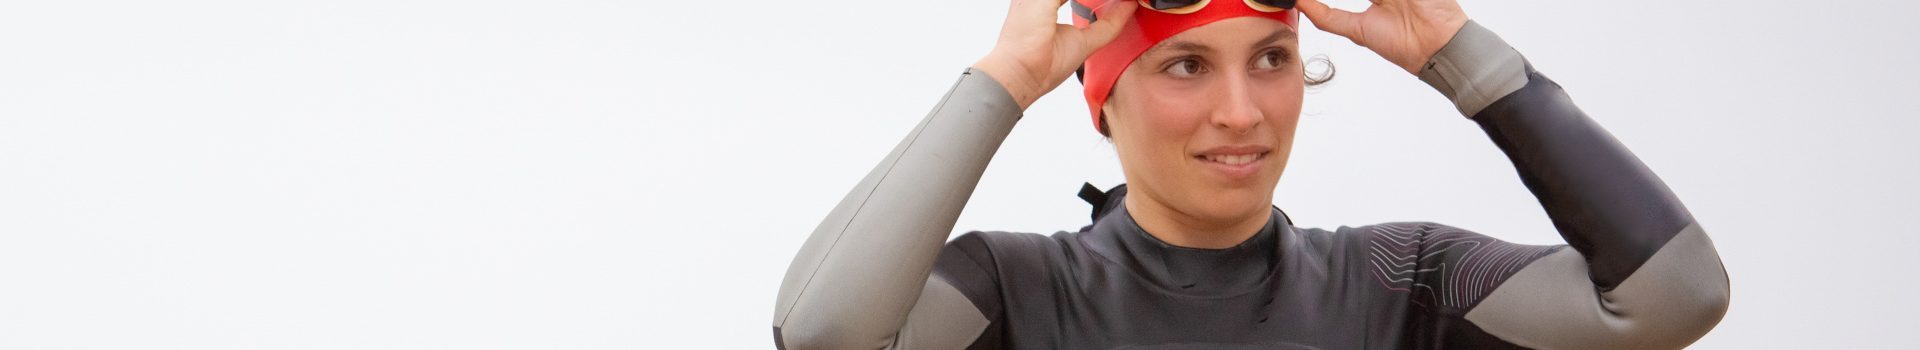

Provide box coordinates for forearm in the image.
[1420,21,1729,348]
[1421,20,1714,289]
[771,68,1020,349]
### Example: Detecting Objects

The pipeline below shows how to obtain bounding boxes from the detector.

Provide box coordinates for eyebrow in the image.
[1252,28,1297,49]
[1145,27,1298,57]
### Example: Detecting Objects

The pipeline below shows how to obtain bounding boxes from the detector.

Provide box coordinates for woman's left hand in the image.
[1298,0,1470,74]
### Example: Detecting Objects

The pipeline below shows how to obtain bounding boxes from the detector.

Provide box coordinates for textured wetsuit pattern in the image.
[929,184,1560,349]
[772,21,1728,349]
[1363,223,1563,310]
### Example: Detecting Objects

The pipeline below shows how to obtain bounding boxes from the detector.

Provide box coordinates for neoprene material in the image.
[771,67,1020,349]
[772,21,1729,349]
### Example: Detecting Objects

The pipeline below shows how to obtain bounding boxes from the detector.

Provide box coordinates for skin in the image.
[1105,18,1304,248]
[972,0,1470,248]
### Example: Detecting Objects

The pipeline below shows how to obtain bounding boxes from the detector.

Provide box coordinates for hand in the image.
[973,0,1137,110]
[1298,0,1469,74]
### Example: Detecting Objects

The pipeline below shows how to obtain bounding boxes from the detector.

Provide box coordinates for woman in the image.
[771,0,1730,348]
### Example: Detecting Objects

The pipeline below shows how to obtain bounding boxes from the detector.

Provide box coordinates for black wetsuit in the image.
[772,22,1729,349]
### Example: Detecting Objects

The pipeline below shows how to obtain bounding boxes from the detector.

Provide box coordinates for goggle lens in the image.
[1071,0,1294,25]
[1141,0,1209,14]
[1244,0,1295,12]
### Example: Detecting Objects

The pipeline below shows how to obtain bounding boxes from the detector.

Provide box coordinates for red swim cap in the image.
[1072,0,1298,134]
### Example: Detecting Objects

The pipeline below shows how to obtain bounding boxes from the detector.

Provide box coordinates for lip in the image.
[1193,144,1271,180]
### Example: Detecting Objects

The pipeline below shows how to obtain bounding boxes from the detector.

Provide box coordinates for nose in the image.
[1210,73,1263,134]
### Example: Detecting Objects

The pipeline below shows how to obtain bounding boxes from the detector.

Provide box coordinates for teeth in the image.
[1204,153,1259,165]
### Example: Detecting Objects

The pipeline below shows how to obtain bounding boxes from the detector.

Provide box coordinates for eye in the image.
[1253,49,1291,71]
[1163,58,1207,77]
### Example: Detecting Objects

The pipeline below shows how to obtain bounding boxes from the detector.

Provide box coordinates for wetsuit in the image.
[772,22,1730,349]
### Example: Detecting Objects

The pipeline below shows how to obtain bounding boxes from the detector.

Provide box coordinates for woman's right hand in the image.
[972,0,1136,110]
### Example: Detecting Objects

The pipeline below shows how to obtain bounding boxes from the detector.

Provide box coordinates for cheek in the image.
[1108,81,1213,190]
[1255,78,1305,136]
[1134,91,1210,144]
[1118,75,1216,145]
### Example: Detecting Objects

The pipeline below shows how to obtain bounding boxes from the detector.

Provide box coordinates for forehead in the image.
[1144,17,1297,55]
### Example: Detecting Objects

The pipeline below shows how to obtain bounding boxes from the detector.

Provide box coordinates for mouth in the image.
[1196,152,1266,166]
[1193,145,1272,180]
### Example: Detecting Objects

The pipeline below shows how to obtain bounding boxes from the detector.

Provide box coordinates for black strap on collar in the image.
[1080,182,1294,226]
[1079,182,1128,223]
[1078,183,1107,222]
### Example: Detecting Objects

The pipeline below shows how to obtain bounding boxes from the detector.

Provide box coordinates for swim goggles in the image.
[1072,0,1298,25]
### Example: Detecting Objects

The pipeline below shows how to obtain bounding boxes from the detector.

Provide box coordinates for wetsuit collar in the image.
[1078,186,1292,296]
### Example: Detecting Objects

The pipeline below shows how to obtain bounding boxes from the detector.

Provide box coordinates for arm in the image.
[1422,21,1730,349]
[770,69,1018,349]
[773,0,1137,347]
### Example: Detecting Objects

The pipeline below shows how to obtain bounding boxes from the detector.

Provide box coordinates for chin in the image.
[1187,186,1273,222]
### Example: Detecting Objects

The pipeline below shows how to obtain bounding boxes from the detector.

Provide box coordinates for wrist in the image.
[1414,20,1528,118]
[971,54,1039,110]
[1404,16,1472,74]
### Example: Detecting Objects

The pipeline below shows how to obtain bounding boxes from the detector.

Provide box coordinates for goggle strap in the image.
[1071,1,1099,23]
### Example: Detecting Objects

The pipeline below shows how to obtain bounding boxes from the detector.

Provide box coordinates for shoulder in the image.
[939,229,1080,267]
[1289,222,1467,255]
[947,230,1062,250]
[940,230,1087,273]
[1332,221,1563,263]
[1332,221,1491,249]
[1285,222,1474,271]
[933,230,1077,317]
[942,230,1071,265]
[1338,221,1456,235]
[1339,222,1565,309]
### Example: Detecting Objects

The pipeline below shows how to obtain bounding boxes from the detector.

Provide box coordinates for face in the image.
[1104,17,1304,227]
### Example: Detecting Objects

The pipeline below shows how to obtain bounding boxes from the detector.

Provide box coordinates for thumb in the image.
[1297,0,1362,39]
[1079,1,1137,50]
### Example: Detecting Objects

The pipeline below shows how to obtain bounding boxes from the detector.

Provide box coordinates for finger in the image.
[1297,0,1363,39]
[1013,0,1071,24]
[1080,1,1137,49]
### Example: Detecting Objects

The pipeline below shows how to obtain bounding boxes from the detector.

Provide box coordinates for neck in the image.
[1123,192,1270,249]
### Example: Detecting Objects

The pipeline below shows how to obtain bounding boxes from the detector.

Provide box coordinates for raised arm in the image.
[1301,0,1729,344]
[1421,22,1730,348]
[770,69,1019,349]
[773,1,1138,348]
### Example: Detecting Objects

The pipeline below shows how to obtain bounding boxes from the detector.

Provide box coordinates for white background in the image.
[2,0,1915,348]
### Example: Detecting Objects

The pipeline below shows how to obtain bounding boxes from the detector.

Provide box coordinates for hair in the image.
[1098,55,1335,138]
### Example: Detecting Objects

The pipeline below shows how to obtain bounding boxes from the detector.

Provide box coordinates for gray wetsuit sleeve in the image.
[771,68,1019,349]
[1418,21,1732,349]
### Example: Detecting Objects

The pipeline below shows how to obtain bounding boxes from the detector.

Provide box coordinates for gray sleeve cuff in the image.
[959,67,1024,121]
[1417,20,1529,118]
